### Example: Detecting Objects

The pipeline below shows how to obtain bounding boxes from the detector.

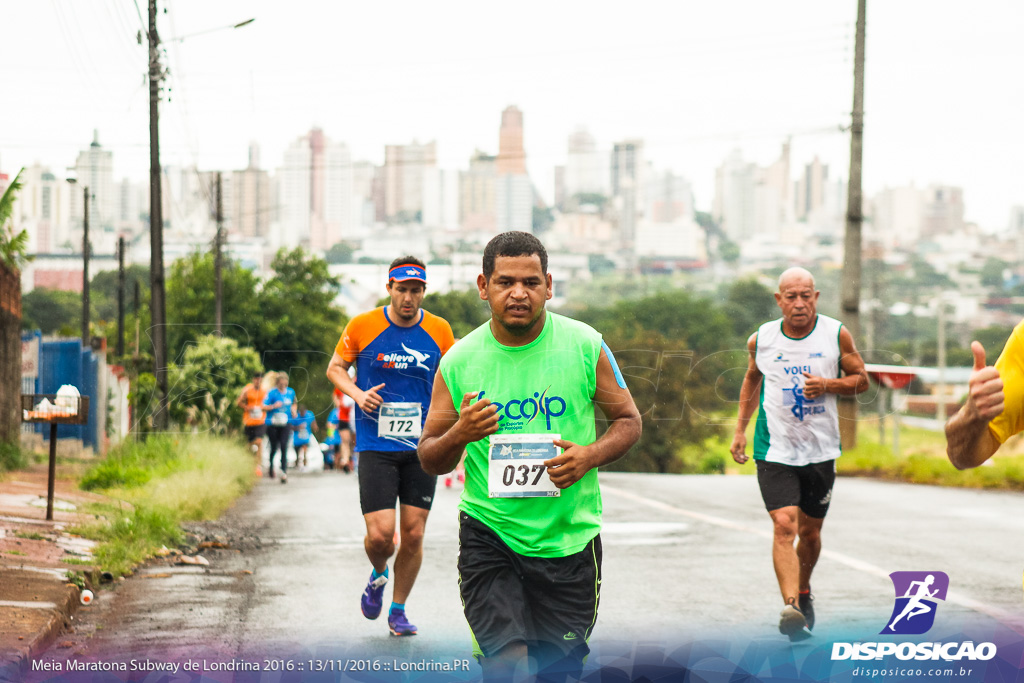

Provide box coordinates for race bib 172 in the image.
[378,402,422,440]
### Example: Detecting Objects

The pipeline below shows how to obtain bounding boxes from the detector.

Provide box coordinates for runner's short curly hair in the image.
[482,231,548,279]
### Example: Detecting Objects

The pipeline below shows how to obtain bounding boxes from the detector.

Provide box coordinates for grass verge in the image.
[71,434,253,576]
[839,416,1024,490]
[0,440,28,473]
[714,412,1024,490]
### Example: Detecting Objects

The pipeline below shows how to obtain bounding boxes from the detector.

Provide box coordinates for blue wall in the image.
[23,334,98,447]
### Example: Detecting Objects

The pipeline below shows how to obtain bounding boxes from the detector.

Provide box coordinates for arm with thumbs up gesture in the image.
[946,341,1006,470]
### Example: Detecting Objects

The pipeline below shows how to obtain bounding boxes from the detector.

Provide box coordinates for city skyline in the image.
[1,1,1021,231]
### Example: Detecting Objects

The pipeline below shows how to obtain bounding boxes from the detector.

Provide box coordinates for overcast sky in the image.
[1,0,1021,230]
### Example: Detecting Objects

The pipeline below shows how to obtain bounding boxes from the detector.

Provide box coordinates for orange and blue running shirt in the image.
[241,384,267,427]
[336,306,455,452]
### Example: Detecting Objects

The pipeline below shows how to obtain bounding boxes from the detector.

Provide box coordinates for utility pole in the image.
[117,236,126,357]
[937,297,947,423]
[214,172,223,335]
[133,280,141,359]
[839,0,867,449]
[149,0,169,429]
[81,187,90,348]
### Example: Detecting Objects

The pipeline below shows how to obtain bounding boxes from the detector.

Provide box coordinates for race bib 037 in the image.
[488,433,561,498]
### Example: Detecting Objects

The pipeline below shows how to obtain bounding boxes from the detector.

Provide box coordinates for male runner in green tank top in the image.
[418,231,642,682]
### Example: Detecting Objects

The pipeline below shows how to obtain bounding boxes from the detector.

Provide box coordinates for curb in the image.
[0,568,82,682]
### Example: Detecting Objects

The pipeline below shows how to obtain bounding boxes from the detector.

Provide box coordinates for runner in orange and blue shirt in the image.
[327,256,454,638]
[236,371,267,476]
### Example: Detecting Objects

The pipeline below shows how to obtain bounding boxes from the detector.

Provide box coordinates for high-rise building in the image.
[795,156,828,221]
[231,143,271,239]
[384,140,436,221]
[497,106,526,176]
[1010,206,1024,234]
[611,139,646,249]
[713,149,757,243]
[553,165,566,209]
[12,164,73,253]
[321,141,354,248]
[73,130,116,231]
[422,168,460,229]
[496,174,532,233]
[871,185,923,248]
[117,178,145,234]
[309,129,326,246]
[611,140,645,205]
[460,151,497,232]
[351,160,378,228]
[921,185,965,238]
[647,170,693,224]
[276,129,355,249]
[277,133,313,246]
[565,127,609,199]
[495,106,532,233]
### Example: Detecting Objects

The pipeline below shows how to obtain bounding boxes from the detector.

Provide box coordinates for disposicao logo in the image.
[831,571,997,663]
[882,571,948,635]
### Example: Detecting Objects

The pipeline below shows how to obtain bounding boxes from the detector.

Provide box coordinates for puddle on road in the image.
[600,522,689,545]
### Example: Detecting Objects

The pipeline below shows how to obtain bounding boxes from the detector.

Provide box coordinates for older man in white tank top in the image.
[730,267,869,640]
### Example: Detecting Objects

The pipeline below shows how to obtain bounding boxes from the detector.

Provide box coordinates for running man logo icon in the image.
[881,571,949,635]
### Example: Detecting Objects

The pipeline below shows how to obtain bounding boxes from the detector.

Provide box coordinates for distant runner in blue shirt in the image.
[291,404,317,470]
[264,372,297,483]
[322,406,342,470]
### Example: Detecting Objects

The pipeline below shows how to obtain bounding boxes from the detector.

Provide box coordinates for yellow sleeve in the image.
[988,321,1024,444]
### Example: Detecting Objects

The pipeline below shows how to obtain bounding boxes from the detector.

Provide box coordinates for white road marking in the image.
[603,483,1024,633]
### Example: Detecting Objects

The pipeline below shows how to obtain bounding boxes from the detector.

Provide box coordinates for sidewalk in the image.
[0,460,106,681]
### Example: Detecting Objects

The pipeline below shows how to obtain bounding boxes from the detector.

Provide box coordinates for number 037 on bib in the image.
[488,434,561,498]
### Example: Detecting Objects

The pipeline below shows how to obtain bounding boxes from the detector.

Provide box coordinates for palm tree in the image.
[0,168,28,445]
[0,169,28,269]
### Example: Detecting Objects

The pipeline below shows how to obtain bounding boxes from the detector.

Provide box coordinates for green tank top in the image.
[440,312,603,557]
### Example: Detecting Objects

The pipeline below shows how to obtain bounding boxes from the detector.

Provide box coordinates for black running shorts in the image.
[756,459,836,518]
[243,424,266,443]
[457,511,601,676]
[357,450,437,514]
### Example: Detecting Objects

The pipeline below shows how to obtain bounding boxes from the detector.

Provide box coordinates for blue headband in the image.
[389,264,426,283]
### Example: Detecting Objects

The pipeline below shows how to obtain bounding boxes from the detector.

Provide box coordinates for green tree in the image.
[165,251,263,361]
[256,248,345,367]
[532,206,553,234]
[973,324,1016,362]
[421,288,490,338]
[90,265,151,322]
[694,210,718,235]
[720,278,777,340]
[21,288,81,335]
[0,169,29,446]
[571,193,608,209]
[718,240,741,264]
[576,290,740,473]
[981,258,1008,289]
[325,241,356,265]
[255,248,348,417]
[168,335,262,432]
[0,169,29,271]
[909,257,954,288]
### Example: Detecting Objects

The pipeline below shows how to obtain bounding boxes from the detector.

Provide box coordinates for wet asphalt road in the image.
[31,467,1024,675]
